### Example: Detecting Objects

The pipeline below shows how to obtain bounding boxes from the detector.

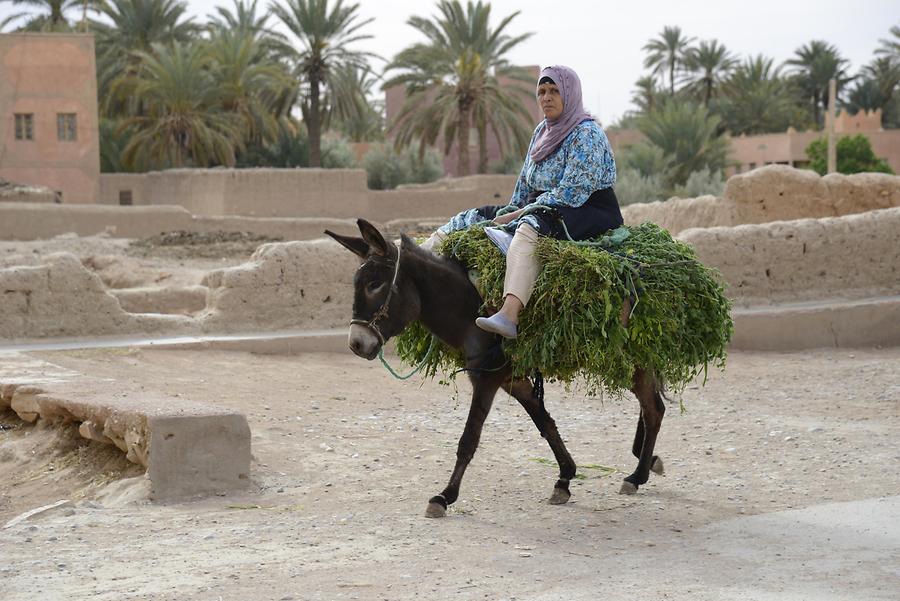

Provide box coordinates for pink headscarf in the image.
[529,65,595,163]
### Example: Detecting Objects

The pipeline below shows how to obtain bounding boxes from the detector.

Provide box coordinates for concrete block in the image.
[0,353,251,501]
[731,296,900,351]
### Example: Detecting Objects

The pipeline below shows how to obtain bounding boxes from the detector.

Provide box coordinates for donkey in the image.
[325,219,665,518]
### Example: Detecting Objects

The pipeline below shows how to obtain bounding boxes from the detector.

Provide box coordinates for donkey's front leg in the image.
[426,374,502,518]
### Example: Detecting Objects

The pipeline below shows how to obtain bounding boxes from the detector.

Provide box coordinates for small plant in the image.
[806,134,894,175]
[363,144,442,189]
[673,167,726,197]
[614,167,667,205]
[320,135,358,169]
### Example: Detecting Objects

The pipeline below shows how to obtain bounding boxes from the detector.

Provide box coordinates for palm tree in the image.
[206,28,296,146]
[117,42,244,169]
[862,56,900,108]
[845,79,884,113]
[710,54,805,135]
[328,64,384,142]
[91,0,196,114]
[715,55,807,135]
[683,39,736,106]
[638,99,730,188]
[875,24,900,59]
[642,26,695,96]
[786,40,852,127]
[384,0,533,175]
[208,0,291,58]
[630,75,662,114]
[208,0,267,36]
[0,0,87,31]
[269,0,376,167]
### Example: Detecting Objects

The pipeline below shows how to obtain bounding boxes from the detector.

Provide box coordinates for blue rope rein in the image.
[378,334,437,380]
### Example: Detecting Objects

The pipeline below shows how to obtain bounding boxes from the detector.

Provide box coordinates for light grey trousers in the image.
[421,224,540,307]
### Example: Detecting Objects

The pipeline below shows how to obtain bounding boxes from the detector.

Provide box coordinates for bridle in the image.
[350,247,402,347]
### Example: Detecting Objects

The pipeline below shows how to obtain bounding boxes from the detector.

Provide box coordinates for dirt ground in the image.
[1,346,898,600]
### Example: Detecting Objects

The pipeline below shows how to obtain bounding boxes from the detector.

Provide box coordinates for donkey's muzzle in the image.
[349,323,380,360]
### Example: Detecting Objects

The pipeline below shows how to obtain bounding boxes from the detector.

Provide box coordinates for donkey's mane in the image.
[400,235,472,289]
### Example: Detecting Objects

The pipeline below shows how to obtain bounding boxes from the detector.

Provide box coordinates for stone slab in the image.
[0,352,250,500]
[731,295,900,350]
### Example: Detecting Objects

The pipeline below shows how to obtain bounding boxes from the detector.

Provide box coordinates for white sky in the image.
[2,0,898,124]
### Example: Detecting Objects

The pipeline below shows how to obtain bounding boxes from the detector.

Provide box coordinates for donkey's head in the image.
[325,219,420,360]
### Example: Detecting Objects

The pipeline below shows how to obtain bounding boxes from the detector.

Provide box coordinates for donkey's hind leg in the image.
[631,412,664,476]
[621,369,666,495]
[502,378,577,505]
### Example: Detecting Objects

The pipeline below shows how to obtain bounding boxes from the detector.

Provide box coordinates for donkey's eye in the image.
[366,281,383,294]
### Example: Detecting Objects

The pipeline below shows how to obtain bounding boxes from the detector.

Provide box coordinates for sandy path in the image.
[1,347,899,600]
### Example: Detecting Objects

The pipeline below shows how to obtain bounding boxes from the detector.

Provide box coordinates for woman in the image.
[423,65,623,339]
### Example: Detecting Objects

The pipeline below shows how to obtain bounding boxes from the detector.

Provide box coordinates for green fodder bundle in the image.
[395,223,733,395]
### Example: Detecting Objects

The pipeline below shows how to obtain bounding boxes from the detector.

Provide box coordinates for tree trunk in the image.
[477,121,488,174]
[457,105,471,176]
[670,61,675,96]
[309,73,322,168]
[813,89,821,129]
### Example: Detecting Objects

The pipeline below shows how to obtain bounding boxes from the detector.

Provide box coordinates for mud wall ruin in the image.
[99,170,515,220]
[0,202,365,241]
[622,166,900,235]
[679,207,900,307]
[200,239,359,333]
[7,166,897,243]
[0,253,193,339]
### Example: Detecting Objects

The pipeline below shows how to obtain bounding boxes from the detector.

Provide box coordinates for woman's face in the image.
[537,82,564,120]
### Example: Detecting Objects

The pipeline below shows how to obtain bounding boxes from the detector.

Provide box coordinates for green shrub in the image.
[673,167,726,197]
[320,135,358,169]
[614,167,667,205]
[237,129,359,169]
[806,134,894,175]
[363,144,443,189]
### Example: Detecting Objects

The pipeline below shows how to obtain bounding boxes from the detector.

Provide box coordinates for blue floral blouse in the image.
[439,119,617,234]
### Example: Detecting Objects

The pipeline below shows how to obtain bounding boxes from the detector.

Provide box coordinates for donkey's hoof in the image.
[425,495,448,518]
[619,481,638,495]
[549,487,571,505]
[425,502,446,518]
[651,456,665,475]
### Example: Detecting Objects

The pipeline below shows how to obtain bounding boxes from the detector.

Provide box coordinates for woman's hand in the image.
[493,208,525,225]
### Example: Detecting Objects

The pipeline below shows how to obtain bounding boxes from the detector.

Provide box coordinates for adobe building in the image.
[607,109,900,176]
[729,109,900,174]
[0,33,101,203]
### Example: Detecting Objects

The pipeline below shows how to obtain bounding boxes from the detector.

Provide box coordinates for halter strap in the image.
[350,247,402,346]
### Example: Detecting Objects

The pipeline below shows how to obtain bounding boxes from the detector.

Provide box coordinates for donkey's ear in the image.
[324,229,369,260]
[399,233,418,251]
[357,219,390,257]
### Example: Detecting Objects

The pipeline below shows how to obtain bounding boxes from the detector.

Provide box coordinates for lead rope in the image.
[378,335,438,380]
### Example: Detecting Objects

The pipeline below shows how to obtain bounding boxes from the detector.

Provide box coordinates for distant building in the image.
[385,66,543,177]
[729,109,900,174]
[0,33,100,203]
[608,109,900,176]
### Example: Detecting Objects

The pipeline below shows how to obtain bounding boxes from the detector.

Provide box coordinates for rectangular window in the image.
[118,190,133,206]
[57,113,77,141]
[14,114,34,140]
